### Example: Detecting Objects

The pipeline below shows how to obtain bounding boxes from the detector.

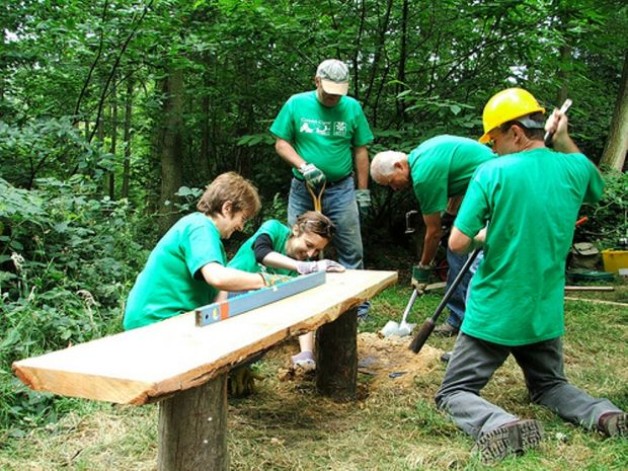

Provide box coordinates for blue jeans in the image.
[288,177,363,270]
[435,333,621,439]
[444,248,473,329]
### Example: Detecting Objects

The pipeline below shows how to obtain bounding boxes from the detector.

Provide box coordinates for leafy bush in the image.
[575,168,627,248]
[0,175,146,432]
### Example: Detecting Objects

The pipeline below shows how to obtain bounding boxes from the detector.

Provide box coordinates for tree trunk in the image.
[600,50,628,171]
[108,80,118,199]
[557,43,571,106]
[158,374,229,471]
[122,79,133,198]
[396,0,409,121]
[156,67,185,235]
[316,307,358,400]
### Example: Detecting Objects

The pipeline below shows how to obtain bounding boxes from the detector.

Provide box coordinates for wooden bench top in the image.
[13,270,397,405]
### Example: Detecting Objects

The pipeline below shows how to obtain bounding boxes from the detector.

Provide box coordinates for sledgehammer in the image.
[409,248,481,354]
[544,99,572,147]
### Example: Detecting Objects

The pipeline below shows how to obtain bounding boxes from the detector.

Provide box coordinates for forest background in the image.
[1,0,627,441]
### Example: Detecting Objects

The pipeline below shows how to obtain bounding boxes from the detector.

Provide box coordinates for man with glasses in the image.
[436,87,625,462]
[370,136,495,336]
[228,211,344,371]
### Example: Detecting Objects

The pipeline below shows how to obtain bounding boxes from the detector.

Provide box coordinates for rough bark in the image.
[108,80,117,199]
[158,374,229,471]
[316,307,358,400]
[156,67,185,236]
[121,79,133,198]
[600,50,628,171]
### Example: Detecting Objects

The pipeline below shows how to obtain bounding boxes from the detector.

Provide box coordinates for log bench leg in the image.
[158,373,229,471]
[315,307,358,400]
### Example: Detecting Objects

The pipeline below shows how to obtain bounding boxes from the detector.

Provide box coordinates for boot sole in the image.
[475,419,543,462]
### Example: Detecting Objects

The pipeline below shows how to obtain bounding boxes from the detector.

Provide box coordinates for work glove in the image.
[295,259,346,275]
[411,262,435,291]
[299,163,326,188]
[260,272,292,287]
[228,365,263,398]
[355,189,371,220]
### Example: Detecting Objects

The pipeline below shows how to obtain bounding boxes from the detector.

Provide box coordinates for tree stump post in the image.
[315,307,358,400]
[158,373,229,471]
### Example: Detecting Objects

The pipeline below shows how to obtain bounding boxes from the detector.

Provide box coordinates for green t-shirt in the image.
[455,149,604,346]
[123,212,227,330]
[269,91,374,182]
[408,135,496,215]
[228,220,294,276]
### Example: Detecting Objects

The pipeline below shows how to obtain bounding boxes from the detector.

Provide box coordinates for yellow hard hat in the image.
[479,88,545,143]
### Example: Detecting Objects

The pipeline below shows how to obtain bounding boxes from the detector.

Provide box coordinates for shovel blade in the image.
[381,320,415,337]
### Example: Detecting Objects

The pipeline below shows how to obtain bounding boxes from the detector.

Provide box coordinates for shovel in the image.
[381,281,446,337]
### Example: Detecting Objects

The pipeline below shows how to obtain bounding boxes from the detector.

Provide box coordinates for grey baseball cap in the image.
[316,59,349,95]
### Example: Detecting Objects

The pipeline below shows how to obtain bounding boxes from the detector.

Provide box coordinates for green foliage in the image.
[576,169,628,247]
[1,0,626,448]
[0,119,112,188]
[0,175,145,432]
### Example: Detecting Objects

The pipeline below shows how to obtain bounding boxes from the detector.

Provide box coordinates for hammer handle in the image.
[409,247,481,354]
[544,99,572,147]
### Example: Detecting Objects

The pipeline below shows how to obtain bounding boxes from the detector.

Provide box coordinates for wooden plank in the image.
[195,271,326,327]
[13,270,397,405]
[564,296,628,307]
[565,285,614,292]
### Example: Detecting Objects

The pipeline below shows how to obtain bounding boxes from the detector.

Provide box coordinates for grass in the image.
[0,280,626,470]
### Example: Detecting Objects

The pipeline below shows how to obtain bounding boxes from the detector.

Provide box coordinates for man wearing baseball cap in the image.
[270,59,374,318]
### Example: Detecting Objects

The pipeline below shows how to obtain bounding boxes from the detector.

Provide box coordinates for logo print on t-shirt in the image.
[334,121,347,136]
[300,121,314,133]
[316,121,331,136]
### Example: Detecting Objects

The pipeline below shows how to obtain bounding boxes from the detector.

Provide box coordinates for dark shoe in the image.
[598,412,627,437]
[357,300,371,320]
[475,419,543,462]
[228,365,262,398]
[433,323,459,337]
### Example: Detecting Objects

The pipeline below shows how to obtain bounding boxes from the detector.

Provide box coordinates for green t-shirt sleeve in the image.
[453,169,491,238]
[182,220,225,277]
[580,156,604,204]
[260,220,291,251]
[228,220,292,275]
[259,221,293,275]
[351,103,374,147]
[269,98,294,141]
[412,161,448,215]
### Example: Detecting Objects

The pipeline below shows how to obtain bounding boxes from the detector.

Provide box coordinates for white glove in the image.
[295,259,346,275]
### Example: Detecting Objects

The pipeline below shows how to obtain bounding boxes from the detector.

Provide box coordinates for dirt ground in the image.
[269,331,445,393]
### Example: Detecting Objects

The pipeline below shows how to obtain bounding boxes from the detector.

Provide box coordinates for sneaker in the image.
[598,412,627,437]
[291,351,316,372]
[433,323,459,337]
[475,419,544,462]
[357,300,371,320]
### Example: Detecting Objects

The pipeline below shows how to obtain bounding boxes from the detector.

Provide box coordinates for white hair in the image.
[370,150,407,183]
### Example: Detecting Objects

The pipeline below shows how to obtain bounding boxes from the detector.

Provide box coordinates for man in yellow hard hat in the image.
[435,88,626,462]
